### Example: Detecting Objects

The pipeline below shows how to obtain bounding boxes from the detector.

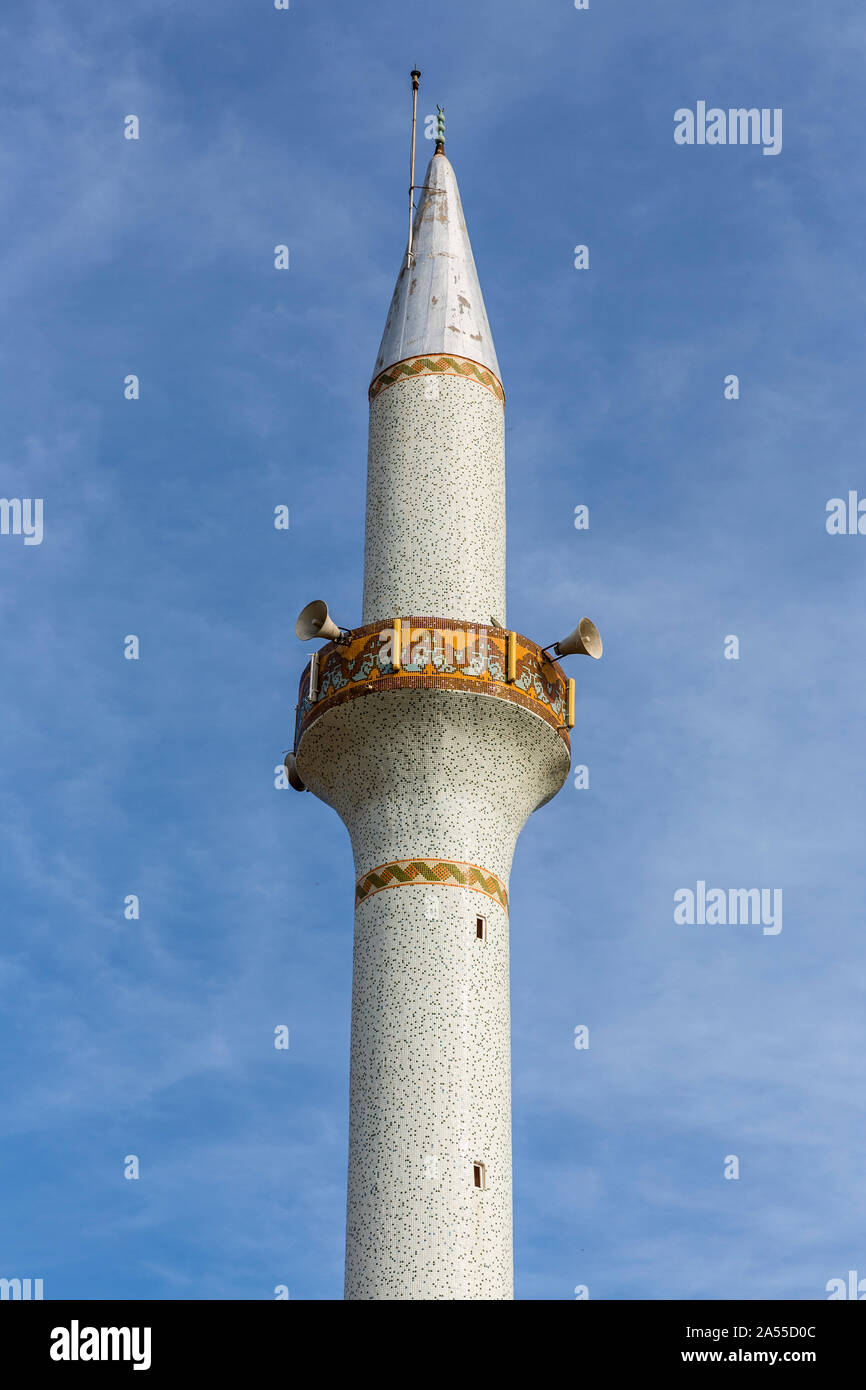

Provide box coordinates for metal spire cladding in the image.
[371,148,501,385]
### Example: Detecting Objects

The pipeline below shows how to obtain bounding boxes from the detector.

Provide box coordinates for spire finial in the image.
[435,104,445,153]
[406,68,422,269]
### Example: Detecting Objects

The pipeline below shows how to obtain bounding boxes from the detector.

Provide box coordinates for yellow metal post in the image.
[507,631,516,683]
[567,677,575,729]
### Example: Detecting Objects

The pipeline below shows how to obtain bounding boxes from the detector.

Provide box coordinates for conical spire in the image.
[371,149,501,384]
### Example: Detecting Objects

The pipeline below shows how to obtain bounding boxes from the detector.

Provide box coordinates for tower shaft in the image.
[293,144,572,1300]
[299,676,568,1298]
[363,370,505,627]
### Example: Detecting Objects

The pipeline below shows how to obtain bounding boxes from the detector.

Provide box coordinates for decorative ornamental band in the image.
[368,353,505,405]
[293,618,571,752]
[356,858,509,914]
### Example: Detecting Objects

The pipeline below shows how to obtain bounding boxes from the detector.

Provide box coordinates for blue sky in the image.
[1,0,864,1300]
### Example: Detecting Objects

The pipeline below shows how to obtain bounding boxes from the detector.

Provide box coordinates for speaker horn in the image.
[283,752,306,792]
[547,617,603,660]
[295,600,344,643]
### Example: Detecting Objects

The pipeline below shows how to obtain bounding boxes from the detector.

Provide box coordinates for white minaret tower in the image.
[289,84,600,1300]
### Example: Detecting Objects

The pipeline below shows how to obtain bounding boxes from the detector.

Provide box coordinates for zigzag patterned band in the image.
[368,353,505,404]
[355,858,509,914]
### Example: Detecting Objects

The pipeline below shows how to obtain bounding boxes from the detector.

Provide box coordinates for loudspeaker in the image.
[555,618,603,659]
[283,752,306,792]
[295,600,342,643]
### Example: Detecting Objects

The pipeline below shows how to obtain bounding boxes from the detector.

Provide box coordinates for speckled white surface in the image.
[296,689,570,1299]
[362,373,505,628]
[346,882,511,1300]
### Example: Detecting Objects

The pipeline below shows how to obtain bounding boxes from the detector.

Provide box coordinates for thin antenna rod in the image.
[407,67,421,268]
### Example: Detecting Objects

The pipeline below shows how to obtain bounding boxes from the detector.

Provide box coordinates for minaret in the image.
[289,92,599,1300]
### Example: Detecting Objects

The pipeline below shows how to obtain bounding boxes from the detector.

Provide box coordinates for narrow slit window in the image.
[473,1161,486,1190]
[475,915,487,941]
